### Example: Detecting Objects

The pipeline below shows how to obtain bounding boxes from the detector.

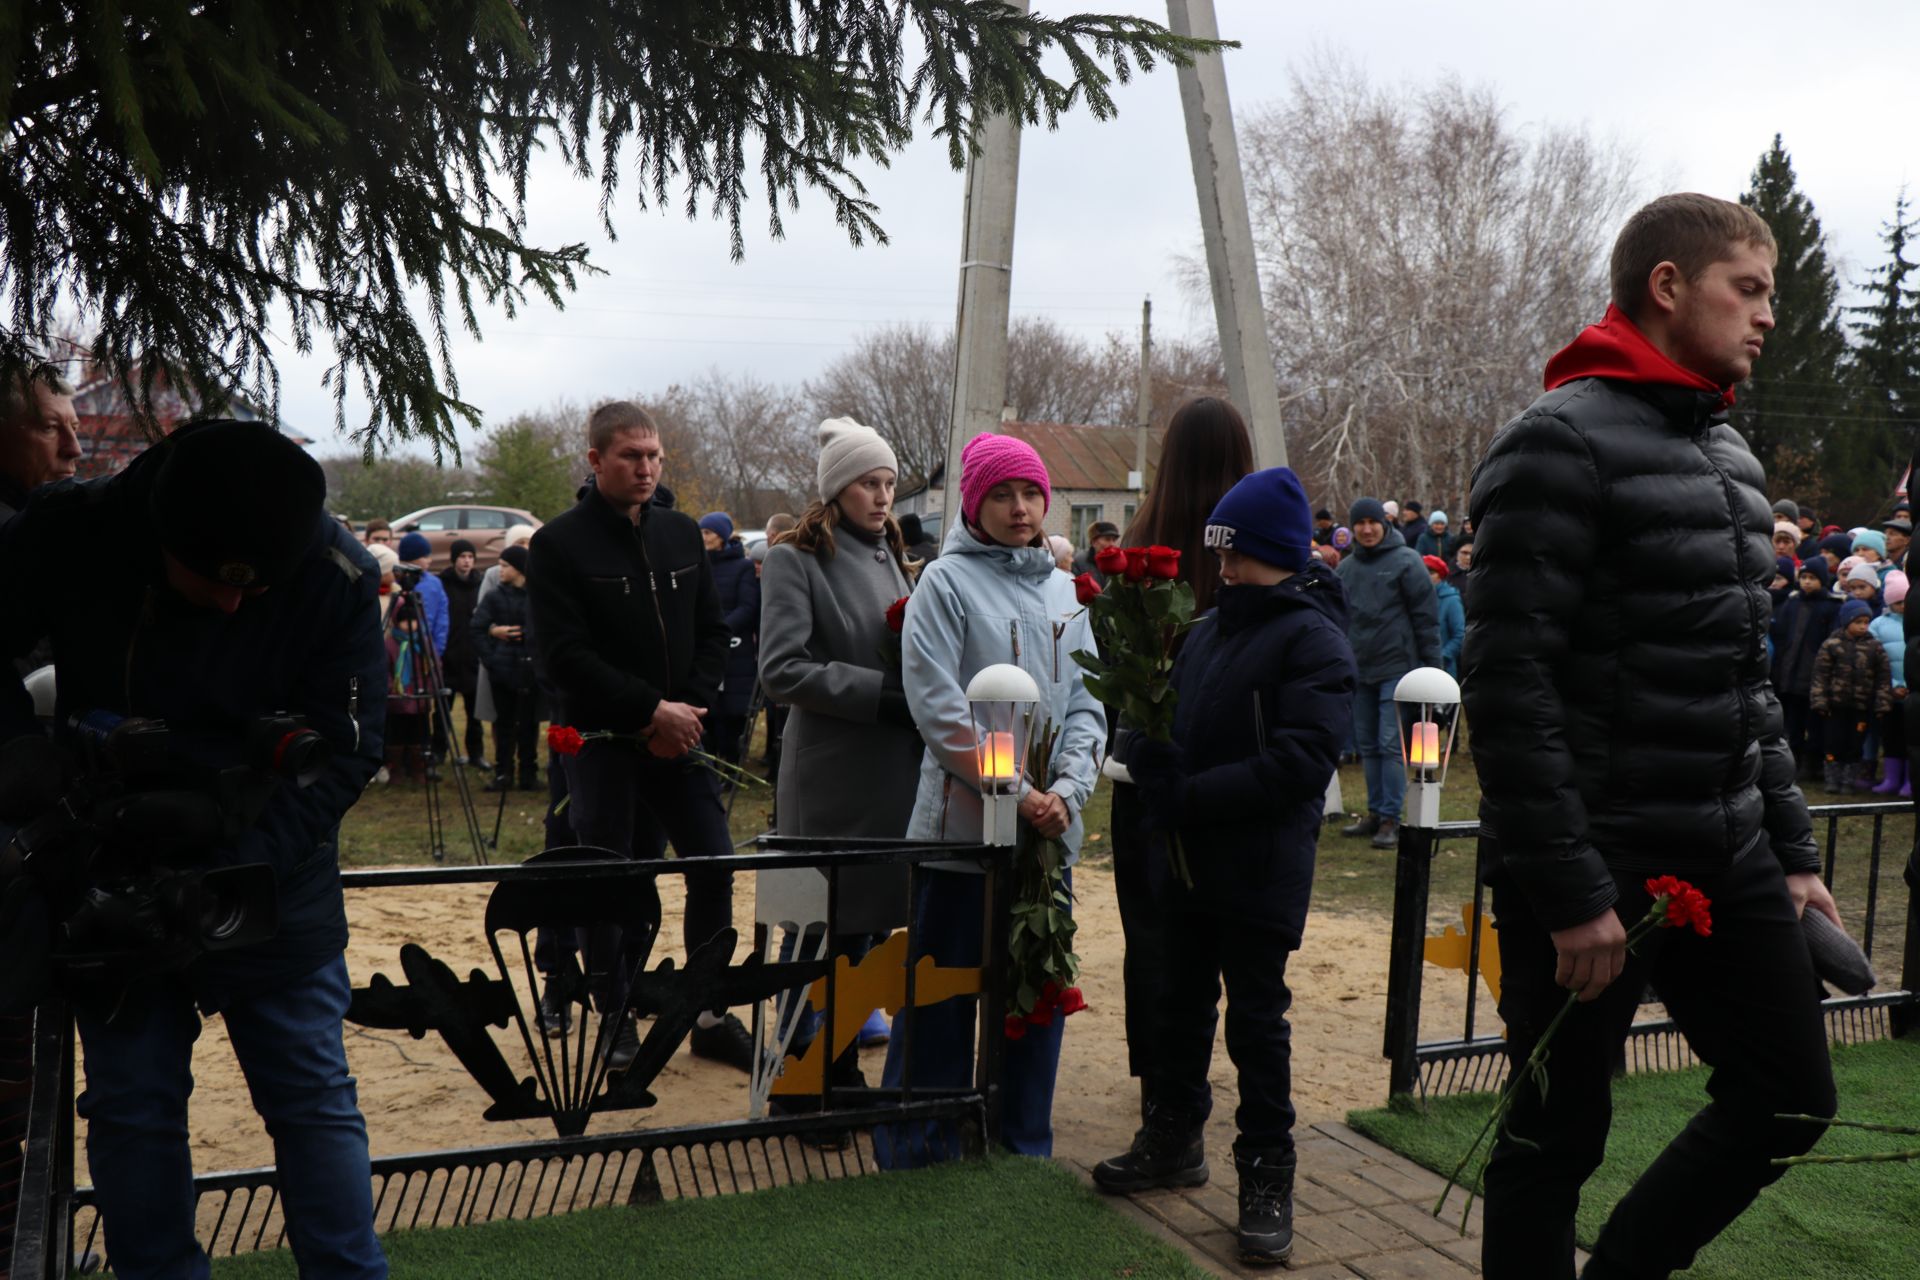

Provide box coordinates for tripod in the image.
[388,584,490,865]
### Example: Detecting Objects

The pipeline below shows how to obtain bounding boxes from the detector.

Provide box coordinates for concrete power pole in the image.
[940,0,1027,531]
[1133,297,1153,496]
[1166,0,1286,467]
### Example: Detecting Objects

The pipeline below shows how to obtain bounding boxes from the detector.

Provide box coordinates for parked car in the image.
[388,504,542,571]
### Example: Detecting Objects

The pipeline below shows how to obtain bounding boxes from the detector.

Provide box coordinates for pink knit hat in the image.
[1885,570,1909,607]
[959,432,1051,524]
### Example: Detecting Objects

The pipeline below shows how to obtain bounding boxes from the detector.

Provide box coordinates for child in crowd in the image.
[1093,467,1356,1266]
[1424,554,1464,678]
[1841,560,1882,611]
[1869,571,1910,796]
[1770,559,1838,776]
[1851,529,1888,578]
[1810,599,1892,794]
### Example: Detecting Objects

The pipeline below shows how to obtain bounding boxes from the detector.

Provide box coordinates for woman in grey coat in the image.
[758,417,921,1065]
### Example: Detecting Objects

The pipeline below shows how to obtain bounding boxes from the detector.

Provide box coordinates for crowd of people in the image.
[0,189,1870,1279]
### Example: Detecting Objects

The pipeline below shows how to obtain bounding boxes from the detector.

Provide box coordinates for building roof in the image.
[905,420,1166,500]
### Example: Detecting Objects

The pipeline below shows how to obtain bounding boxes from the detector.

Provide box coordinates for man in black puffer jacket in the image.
[1464,194,1838,1280]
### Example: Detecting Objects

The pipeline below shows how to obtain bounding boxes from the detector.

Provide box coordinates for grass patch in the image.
[1347,1036,1920,1278]
[211,1156,1204,1279]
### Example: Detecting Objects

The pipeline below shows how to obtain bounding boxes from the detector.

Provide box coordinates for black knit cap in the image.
[149,419,325,587]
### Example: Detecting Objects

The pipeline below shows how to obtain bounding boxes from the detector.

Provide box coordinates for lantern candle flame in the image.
[1409,720,1441,772]
[978,731,1020,788]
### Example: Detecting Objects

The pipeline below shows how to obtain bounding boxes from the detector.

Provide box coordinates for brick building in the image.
[70,365,299,479]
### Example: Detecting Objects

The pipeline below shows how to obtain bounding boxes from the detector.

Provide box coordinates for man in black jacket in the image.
[528,400,752,1072]
[1464,194,1838,1280]
[0,420,388,1278]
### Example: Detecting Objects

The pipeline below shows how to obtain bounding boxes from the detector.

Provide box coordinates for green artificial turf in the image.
[210,1155,1205,1279]
[1348,1036,1920,1278]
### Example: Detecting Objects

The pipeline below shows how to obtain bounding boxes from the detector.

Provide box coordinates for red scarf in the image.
[1543,303,1736,409]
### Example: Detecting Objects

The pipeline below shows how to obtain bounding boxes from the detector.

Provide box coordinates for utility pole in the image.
[1133,297,1153,497]
[940,0,1027,531]
[1166,0,1286,467]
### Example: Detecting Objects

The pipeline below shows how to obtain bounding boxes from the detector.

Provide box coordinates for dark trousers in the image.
[1482,842,1836,1280]
[1822,708,1868,762]
[449,681,485,762]
[875,868,1068,1168]
[1111,783,1175,1087]
[1151,909,1298,1156]
[557,741,734,1015]
[704,711,747,769]
[1882,703,1908,760]
[490,684,538,780]
[1779,692,1813,770]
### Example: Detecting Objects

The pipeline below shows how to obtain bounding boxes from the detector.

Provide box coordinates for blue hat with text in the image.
[1204,467,1314,572]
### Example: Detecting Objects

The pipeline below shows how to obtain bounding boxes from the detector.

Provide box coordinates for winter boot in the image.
[1235,1150,1296,1264]
[1370,817,1401,850]
[1872,759,1906,795]
[1823,760,1844,794]
[1092,1104,1209,1194]
[1339,812,1382,840]
[1849,760,1878,793]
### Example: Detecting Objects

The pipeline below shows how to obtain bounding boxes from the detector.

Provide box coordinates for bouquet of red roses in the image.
[1070,545,1202,882]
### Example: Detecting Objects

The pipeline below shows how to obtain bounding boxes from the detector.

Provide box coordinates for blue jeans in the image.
[75,955,385,1280]
[874,868,1068,1168]
[1354,678,1405,821]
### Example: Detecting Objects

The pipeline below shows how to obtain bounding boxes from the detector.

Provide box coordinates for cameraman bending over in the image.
[0,420,388,1279]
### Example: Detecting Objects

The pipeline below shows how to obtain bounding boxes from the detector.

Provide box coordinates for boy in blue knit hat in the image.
[1092,466,1356,1266]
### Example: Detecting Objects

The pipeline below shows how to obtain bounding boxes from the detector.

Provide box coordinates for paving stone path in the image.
[1066,1121,1591,1278]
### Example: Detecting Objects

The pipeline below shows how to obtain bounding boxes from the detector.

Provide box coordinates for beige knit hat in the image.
[816,417,898,503]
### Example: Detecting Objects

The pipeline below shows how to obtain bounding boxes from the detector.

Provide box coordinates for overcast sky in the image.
[274,0,1920,456]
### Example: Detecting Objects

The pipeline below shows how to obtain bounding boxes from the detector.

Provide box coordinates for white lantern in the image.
[964,663,1042,846]
[1393,666,1461,829]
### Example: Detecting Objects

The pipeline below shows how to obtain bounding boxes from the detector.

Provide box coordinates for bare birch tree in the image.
[1235,57,1637,510]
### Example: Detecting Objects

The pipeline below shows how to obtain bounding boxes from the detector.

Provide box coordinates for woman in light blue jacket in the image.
[877,432,1105,1168]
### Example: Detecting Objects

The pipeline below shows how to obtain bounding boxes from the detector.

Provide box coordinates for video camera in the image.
[0,708,330,1011]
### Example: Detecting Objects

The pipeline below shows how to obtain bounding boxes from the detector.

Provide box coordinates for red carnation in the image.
[1094,544,1128,576]
[1146,545,1180,580]
[885,595,909,635]
[1122,547,1150,582]
[1073,572,1102,606]
[548,725,586,756]
[1003,1013,1027,1041]
[1644,875,1713,937]
[1057,986,1088,1016]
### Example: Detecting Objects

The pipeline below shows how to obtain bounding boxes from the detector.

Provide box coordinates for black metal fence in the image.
[11,838,1009,1277]
[1383,804,1920,1101]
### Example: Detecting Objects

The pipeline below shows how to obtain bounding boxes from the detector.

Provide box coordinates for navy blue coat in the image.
[709,540,761,716]
[1771,574,1841,698]
[1158,563,1357,941]
[0,446,387,1006]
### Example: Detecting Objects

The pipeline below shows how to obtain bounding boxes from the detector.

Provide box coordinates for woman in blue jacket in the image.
[1094,467,1355,1264]
[878,432,1104,1169]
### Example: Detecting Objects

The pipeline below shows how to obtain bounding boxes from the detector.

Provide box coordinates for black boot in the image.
[1235,1150,1295,1264]
[1092,1103,1208,1193]
[1339,812,1382,840]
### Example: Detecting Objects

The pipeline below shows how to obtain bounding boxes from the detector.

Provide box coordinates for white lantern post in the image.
[964,663,1041,846]
[1393,666,1461,830]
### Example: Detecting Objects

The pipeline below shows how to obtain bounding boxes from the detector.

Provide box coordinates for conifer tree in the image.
[1834,191,1920,517]
[0,2,1215,456]
[1735,134,1850,508]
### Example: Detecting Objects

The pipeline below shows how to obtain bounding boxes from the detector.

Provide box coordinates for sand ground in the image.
[70,862,1491,1188]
